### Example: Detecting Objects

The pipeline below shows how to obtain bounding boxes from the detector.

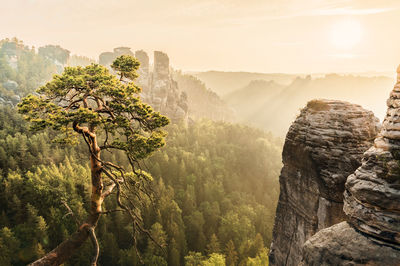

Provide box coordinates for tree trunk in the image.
[29,134,104,266]
[28,225,91,266]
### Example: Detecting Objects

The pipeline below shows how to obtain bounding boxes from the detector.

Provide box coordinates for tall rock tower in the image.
[151,51,171,112]
[98,48,188,123]
[269,99,379,265]
[135,50,150,96]
[301,66,400,265]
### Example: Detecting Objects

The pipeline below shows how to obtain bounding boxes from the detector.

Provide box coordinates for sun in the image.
[330,19,362,50]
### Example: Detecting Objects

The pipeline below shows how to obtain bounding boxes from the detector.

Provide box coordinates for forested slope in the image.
[0,106,281,265]
[0,38,282,265]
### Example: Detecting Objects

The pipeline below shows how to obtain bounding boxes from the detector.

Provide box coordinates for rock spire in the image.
[301,66,400,265]
[269,99,379,265]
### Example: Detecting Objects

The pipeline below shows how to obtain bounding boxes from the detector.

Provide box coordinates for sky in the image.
[1,0,400,73]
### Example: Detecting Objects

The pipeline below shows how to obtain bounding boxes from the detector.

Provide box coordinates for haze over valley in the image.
[1,1,400,265]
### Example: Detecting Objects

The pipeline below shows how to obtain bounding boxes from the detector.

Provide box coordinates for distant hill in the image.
[173,71,234,122]
[222,74,395,135]
[224,80,284,119]
[191,71,298,96]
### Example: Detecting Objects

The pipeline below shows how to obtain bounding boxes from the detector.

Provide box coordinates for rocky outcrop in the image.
[114,47,134,57]
[301,222,400,265]
[139,51,188,122]
[135,50,150,93]
[1,41,18,69]
[269,100,379,266]
[301,67,400,264]
[98,48,236,123]
[149,51,173,111]
[38,45,70,71]
[99,48,189,122]
[98,52,115,67]
[99,47,134,67]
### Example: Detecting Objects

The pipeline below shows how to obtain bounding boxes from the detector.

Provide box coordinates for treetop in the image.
[18,56,169,159]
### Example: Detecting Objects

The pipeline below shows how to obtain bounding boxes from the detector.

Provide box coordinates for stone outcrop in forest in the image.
[99,48,189,122]
[269,99,380,265]
[301,67,400,265]
[136,50,188,122]
[99,48,235,123]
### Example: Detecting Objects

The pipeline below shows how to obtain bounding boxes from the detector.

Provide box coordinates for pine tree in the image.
[0,227,20,266]
[202,253,225,266]
[205,234,221,255]
[17,55,169,265]
[168,238,181,266]
[225,240,238,266]
[250,233,264,258]
[146,222,167,257]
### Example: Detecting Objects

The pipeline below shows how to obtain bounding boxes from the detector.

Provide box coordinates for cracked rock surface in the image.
[301,67,400,265]
[269,99,379,266]
[344,68,400,245]
[300,222,400,266]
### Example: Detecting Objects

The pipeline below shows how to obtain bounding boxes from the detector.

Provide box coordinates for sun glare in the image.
[330,19,362,50]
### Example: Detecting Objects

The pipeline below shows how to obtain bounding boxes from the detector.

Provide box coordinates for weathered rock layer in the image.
[269,100,379,266]
[344,68,400,245]
[301,67,400,265]
[301,222,400,266]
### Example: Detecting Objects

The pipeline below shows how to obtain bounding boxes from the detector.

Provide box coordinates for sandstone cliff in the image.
[139,51,189,122]
[301,67,400,265]
[269,99,379,266]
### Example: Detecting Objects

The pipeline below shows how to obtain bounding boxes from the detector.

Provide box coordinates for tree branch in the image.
[65,98,83,111]
[101,183,116,198]
[61,201,80,228]
[72,121,96,139]
[88,227,99,266]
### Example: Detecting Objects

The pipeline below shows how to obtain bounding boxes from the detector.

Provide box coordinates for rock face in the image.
[2,42,18,69]
[99,48,189,122]
[135,50,150,93]
[139,51,188,122]
[98,52,115,67]
[99,47,134,66]
[98,48,235,123]
[301,67,400,265]
[301,222,400,266]
[269,99,379,266]
[344,68,400,245]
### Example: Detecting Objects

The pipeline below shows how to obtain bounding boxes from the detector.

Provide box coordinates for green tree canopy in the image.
[17,55,169,265]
